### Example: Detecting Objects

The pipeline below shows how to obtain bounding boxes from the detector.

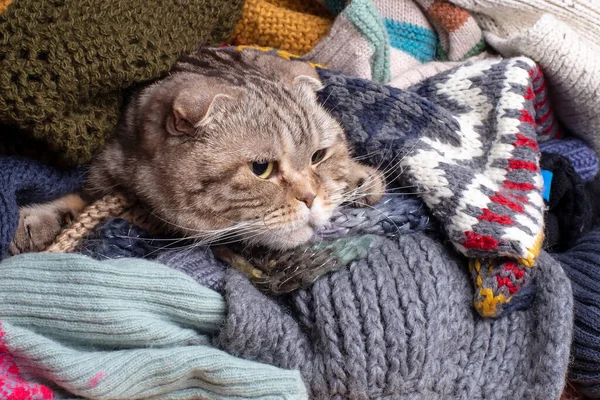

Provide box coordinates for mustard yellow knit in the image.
[0,0,12,13]
[232,0,333,55]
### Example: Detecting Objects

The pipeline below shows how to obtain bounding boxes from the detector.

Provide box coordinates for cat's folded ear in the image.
[168,86,242,136]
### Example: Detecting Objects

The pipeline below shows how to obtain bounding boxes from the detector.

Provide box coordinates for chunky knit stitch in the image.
[214,233,572,399]
[0,253,308,399]
[552,229,600,399]
[0,157,84,260]
[540,138,599,182]
[232,0,334,55]
[0,0,244,165]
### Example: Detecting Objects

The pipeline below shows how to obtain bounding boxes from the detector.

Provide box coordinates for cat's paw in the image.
[8,194,85,255]
[348,164,385,207]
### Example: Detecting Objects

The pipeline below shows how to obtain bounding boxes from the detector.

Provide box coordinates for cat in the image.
[9,47,385,254]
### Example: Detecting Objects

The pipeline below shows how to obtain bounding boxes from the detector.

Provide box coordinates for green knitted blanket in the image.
[0,0,244,165]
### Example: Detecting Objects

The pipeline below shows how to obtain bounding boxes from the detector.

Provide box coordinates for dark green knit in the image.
[0,0,244,165]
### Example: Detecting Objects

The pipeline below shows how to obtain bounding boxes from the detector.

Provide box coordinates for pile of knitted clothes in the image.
[1,0,600,399]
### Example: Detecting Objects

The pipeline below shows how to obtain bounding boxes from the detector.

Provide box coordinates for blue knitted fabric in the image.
[539,138,599,182]
[0,156,85,259]
[552,229,600,399]
[76,218,162,260]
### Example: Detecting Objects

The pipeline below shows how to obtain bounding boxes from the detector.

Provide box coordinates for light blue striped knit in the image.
[0,253,307,400]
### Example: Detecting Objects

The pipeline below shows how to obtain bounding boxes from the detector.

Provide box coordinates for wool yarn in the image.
[315,56,552,317]
[552,229,600,399]
[0,253,308,399]
[0,157,85,260]
[73,194,432,294]
[540,138,599,182]
[0,0,244,165]
[306,0,485,85]
[541,152,593,251]
[232,0,334,55]
[444,4,600,155]
[214,232,572,399]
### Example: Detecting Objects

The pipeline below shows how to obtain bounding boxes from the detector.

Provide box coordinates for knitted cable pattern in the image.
[0,0,244,165]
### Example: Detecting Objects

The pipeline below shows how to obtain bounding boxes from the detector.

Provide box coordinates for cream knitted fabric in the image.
[465,12,600,153]
[448,0,600,45]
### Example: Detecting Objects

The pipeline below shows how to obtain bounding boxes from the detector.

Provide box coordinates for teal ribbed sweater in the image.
[0,253,307,399]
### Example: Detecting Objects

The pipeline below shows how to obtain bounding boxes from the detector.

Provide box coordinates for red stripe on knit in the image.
[520,110,535,125]
[504,261,525,279]
[463,231,499,251]
[524,86,534,101]
[542,119,556,135]
[491,193,524,212]
[496,276,519,294]
[537,108,552,125]
[534,95,549,109]
[506,192,530,204]
[534,79,547,95]
[513,133,539,150]
[478,208,514,225]
[508,159,538,171]
[503,180,534,191]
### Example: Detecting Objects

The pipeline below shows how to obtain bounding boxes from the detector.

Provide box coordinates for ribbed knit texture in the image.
[307,0,486,85]
[541,153,593,251]
[232,0,334,55]
[442,2,600,155]
[0,157,85,260]
[215,233,573,399]
[552,229,600,399]
[0,0,244,165]
[0,253,308,399]
[540,138,599,182]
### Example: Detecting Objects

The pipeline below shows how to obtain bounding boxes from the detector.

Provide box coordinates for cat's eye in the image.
[249,161,275,179]
[311,149,326,165]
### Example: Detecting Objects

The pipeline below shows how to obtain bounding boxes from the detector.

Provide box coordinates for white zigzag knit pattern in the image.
[401,57,544,261]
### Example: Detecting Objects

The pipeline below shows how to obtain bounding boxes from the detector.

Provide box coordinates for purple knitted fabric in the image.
[539,138,599,182]
[0,156,85,259]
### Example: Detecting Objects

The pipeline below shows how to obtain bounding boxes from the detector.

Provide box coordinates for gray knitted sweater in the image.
[208,233,572,399]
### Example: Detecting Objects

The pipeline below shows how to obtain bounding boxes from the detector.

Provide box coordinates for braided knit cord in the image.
[46,194,136,253]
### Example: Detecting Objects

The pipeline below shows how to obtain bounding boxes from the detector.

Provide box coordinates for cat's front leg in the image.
[9,193,87,255]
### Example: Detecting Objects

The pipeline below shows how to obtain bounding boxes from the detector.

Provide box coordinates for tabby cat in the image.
[9,48,384,254]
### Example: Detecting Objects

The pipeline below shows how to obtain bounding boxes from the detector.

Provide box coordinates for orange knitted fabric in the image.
[0,0,11,13]
[232,0,333,55]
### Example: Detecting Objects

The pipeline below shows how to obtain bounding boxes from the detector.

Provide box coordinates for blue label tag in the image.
[541,170,553,202]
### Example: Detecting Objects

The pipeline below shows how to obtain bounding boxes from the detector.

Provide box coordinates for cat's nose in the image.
[296,193,316,208]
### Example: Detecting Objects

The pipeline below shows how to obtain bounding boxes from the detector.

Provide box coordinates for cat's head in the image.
[90,50,384,249]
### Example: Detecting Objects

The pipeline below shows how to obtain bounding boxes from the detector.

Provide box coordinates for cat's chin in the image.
[241,225,316,250]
